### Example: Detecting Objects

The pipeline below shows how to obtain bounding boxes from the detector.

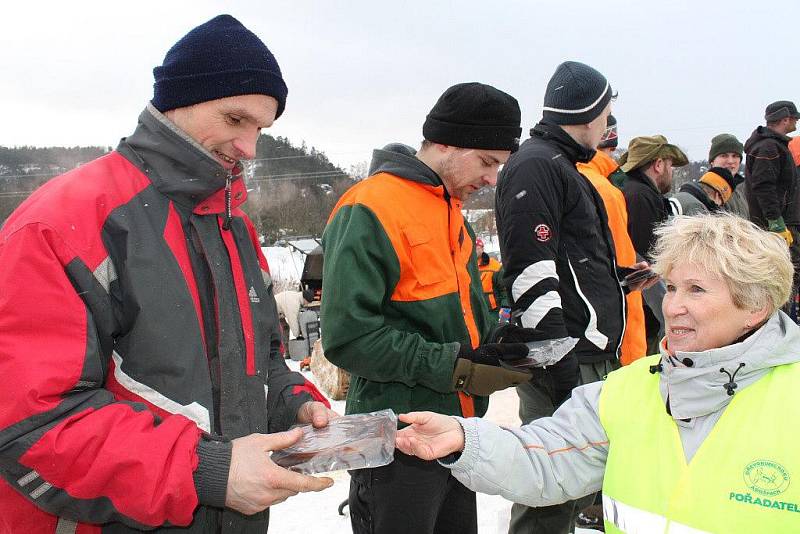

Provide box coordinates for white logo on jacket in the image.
[249,286,260,303]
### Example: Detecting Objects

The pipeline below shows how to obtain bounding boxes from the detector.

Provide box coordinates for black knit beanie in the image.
[598,114,618,149]
[152,15,288,118]
[423,83,522,152]
[542,61,612,125]
[708,133,743,163]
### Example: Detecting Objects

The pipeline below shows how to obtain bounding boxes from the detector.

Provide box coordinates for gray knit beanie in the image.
[542,61,612,125]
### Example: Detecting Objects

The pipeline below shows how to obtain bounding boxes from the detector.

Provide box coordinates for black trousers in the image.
[508,355,604,534]
[348,450,477,534]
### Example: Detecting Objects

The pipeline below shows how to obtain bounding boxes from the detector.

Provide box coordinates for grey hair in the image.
[650,213,793,314]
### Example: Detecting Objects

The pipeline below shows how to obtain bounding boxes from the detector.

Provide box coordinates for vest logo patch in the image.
[744,460,790,497]
[248,286,260,303]
[534,224,551,242]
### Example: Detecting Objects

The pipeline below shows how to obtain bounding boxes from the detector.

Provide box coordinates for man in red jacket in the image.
[0,15,334,533]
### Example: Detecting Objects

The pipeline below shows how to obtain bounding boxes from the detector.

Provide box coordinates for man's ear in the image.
[436,143,452,154]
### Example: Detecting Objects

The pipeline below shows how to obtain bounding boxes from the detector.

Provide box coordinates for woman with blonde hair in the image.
[396,213,800,533]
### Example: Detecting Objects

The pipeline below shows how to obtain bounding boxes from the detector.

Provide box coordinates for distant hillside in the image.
[0,136,355,238]
[0,145,110,222]
[244,135,355,242]
[0,139,716,238]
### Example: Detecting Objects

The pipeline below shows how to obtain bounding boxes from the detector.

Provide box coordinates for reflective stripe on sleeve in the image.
[566,258,608,350]
[519,291,561,329]
[55,518,77,534]
[511,260,558,301]
[112,351,211,432]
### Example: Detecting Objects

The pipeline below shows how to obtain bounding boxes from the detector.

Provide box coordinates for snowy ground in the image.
[269,361,600,534]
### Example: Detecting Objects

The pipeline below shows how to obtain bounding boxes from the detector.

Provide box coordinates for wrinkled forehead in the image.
[659,258,723,282]
[212,94,278,127]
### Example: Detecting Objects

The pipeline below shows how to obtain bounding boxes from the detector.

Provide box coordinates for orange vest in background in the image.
[577,151,647,365]
[478,256,502,310]
[788,136,800,167]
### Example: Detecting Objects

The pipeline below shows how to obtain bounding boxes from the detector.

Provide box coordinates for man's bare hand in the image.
[225,429,333,515]
[296,401,340,428]
[396,412,465,461]
[624,261,660,292]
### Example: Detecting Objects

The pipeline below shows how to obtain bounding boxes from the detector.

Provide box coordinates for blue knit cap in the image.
[152,15,288,118]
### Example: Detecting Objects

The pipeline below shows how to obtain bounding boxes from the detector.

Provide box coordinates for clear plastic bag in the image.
[271,409,397,474]
[500,337,579,369]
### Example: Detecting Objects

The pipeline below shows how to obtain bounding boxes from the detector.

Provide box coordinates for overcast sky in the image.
[2,0,798,171]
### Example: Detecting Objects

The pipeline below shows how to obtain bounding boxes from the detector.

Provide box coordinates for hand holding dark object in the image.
[618,261,660,291]
[451,343,531,396]
[456,342,530,366]
[492,323,550,344]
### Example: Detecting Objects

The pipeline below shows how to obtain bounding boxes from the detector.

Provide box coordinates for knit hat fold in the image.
[152,14,288,118]
[423,83,522,152]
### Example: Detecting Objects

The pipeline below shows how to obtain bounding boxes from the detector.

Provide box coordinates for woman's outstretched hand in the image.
[396,412,465,461]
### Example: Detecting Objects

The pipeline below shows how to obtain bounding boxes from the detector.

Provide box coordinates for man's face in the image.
[587,103,612,150]
[652,157,674,194]
[439,148,510,200]
[785,117,799,135]
[165,94,279,170]
[710,152,741,175]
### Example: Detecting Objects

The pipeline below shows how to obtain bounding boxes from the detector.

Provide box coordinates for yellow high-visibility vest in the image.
[599,355,800,533]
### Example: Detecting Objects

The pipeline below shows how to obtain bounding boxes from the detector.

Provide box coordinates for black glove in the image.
[457,342,529,366]
[491,323,549,344]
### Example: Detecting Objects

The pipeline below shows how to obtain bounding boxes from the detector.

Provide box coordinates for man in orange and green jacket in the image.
[321,83,531,534]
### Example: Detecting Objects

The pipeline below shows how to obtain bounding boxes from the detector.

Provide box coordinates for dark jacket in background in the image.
[495,121,625,364]
[622,168,672,261]
[744,126,799,226]
[724,175,749,219]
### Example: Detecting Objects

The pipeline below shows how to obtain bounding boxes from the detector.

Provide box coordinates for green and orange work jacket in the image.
[321,147,495,419]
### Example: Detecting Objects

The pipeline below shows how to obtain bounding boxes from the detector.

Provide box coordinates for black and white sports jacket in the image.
[496,121,626,364]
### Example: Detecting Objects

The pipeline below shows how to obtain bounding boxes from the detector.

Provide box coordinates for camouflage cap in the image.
[619,135,689,173]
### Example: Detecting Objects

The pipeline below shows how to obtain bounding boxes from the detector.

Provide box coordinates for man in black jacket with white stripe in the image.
[496,61,633,534]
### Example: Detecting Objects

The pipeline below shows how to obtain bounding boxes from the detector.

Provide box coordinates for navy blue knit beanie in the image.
[542,61,612,125]
[152,15,288,118]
